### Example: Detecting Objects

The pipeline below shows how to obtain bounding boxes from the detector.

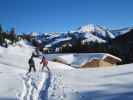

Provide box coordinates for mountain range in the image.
[33,24,132,49]
[25,24,133,64]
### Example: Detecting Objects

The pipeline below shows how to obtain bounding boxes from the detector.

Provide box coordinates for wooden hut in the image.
[53,53,122,68]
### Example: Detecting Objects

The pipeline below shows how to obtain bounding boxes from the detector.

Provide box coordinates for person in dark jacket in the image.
[28,55,36,72]
[40,56,48,71]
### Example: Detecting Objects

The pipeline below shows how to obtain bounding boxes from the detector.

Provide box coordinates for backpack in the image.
[28,58,34,65]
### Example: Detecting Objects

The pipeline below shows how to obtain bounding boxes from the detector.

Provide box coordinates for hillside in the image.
[111,29,133,63]
[0,44,73,100]
[29,24,132,52]
[0,43,133,100]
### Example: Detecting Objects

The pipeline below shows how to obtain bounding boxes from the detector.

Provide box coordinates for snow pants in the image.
[29,64,36,72]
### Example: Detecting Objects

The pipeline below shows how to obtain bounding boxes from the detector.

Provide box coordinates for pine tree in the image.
[0,24,4,45]
[9,27,17,44]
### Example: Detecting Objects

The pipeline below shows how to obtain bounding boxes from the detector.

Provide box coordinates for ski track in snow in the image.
[0,46,53,100]
[22,74,36,100]
[21,67,51,100]
[49,71,67,100]
[39,67,52,100]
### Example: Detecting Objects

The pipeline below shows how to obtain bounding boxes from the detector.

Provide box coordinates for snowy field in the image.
[0,45,49,100]
[49,64,133,100]
[0,42,133,100]
[0,43,73,100]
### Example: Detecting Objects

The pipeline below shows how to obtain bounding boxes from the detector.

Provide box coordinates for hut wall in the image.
[81,59,114,68]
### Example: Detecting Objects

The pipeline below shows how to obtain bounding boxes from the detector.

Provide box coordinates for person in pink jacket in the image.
[40,56,48,71]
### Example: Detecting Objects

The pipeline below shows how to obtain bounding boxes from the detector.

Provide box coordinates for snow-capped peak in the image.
[77,24,115,39]
[77,24,95,33]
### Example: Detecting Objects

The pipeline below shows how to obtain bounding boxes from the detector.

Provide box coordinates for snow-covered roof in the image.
[55,54,74,64]
[55,53,122,67]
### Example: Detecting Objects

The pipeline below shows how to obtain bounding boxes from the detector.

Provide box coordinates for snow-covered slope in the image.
[0,64,24,99]
[35,24,133,50]
[0,64,47,100]
[49,63,133,100]
[45,37,72,48]
[1,40,133,100]
[0,44,48,100]
[111,27,133,37]
[0,43,73,100]
[33,24,133,50]
[83,32,106,43]
[77,24,115,39]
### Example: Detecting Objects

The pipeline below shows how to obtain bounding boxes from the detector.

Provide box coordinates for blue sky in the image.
[0,0,133,33]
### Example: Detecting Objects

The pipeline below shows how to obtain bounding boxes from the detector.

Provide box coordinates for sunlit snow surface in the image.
[49,64,133,100]
[0,45,48,100]
[0,42,133,100]
[0,43,72,100]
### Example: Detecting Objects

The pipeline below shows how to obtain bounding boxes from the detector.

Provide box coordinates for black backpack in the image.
[28,58,34,65]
